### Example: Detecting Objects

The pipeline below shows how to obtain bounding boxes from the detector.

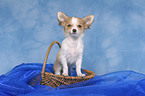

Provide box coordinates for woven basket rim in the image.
[42,69,95,79]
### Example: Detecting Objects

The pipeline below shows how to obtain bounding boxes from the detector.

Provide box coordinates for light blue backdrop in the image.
[0,0,145,75]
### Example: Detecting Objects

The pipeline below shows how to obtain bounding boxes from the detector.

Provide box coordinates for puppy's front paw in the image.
[62,72,68,76]
[77,73,86,77]
[55,73,60,75]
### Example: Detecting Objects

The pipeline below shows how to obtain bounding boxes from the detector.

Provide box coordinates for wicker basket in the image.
[40,41,95,88]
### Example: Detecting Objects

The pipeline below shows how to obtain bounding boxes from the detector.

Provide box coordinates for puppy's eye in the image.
[67,24,71,27]
[78,25,82,28]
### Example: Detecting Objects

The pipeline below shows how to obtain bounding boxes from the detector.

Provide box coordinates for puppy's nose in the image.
[72,29,77,33]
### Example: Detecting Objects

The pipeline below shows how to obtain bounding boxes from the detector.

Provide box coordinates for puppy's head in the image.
[57,12,94,39]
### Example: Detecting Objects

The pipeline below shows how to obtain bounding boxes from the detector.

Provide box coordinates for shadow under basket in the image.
[40,41,95,88]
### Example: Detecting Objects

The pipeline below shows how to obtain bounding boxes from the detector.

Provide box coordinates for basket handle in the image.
[41,41,61,75]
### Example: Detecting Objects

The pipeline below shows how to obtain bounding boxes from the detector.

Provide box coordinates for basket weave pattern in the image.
[40,41,95,88]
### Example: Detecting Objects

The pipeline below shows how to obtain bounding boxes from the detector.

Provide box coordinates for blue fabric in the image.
[0,63,145,96]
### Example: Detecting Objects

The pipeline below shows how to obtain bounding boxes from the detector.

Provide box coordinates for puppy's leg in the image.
[54,51,62,75]
[76,56,86,77]
[53,63,62,75]
[61,57,68,76]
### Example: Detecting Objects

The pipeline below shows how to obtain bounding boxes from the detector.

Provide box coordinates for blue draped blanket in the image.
[0,63,145,96]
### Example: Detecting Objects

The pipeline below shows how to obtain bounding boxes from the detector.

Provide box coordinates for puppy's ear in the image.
[82,15,94,29]
[57,12,68,26]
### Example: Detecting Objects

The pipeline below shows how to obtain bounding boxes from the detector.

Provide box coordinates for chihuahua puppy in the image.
[53,12,94,77]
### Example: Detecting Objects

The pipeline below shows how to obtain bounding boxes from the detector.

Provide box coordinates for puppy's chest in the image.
[66,47,81,57]
[62,42,83,63]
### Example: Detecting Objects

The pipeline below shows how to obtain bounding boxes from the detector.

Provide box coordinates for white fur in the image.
[61,38,83,64]
[71,17,78,34]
